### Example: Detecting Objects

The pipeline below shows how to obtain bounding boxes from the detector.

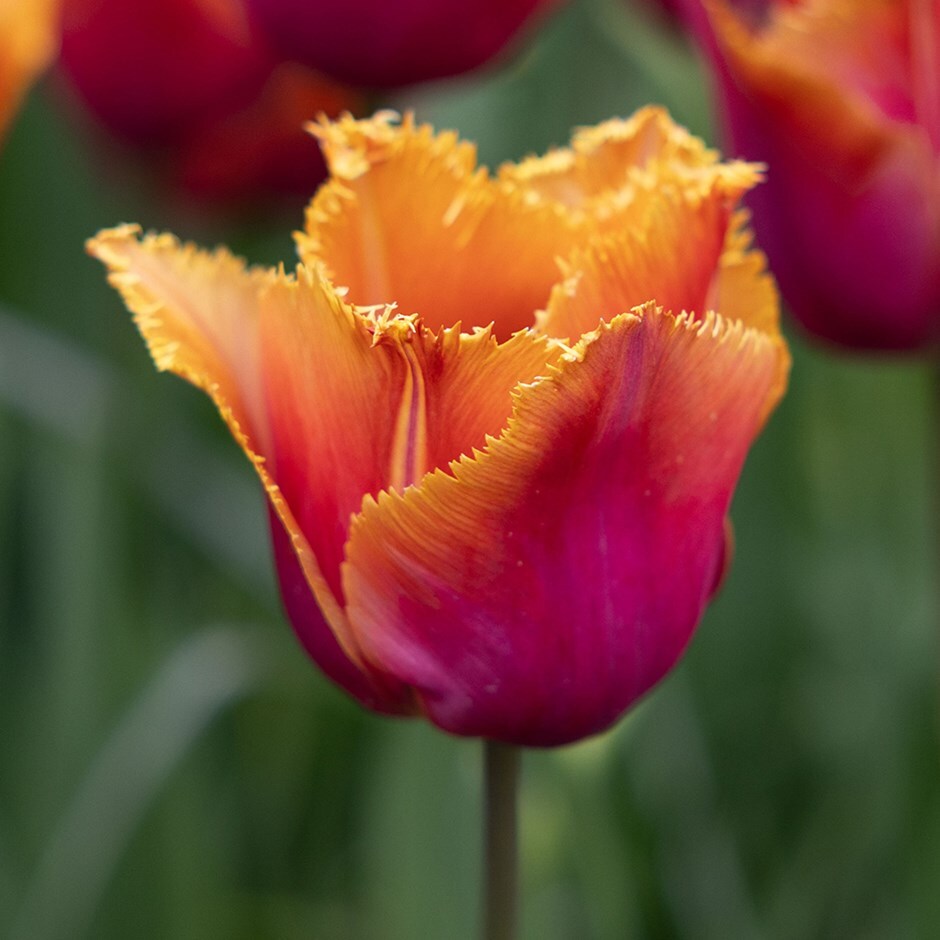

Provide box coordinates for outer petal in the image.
[342,306,789,746]
[89,226,559,712]
[260,288,557,702]
[0,0,59,140]
[298,112,581,338]
[702,0,940,349]
[86,225,413,712]
[270,509,407,711]
[87,225,269,440]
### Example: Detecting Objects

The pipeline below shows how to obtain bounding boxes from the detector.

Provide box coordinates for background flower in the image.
[245,0,565,88]
[690,0,940,350]
[0,0,59,141]
[56,0,362,206]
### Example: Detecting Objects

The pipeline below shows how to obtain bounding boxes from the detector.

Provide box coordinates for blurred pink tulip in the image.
[245,0,564,88]
[57,0,361,204]
[692,0,940,350]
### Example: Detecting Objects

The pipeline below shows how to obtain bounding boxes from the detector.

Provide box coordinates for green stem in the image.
[934,359,940,703]
[482,740,520,940]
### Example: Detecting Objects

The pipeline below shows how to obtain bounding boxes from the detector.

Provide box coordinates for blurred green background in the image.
[2,0,938,937]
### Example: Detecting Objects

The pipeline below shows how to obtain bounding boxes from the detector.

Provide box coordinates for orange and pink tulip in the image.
[90,110,788,746]
[692,0,940,351]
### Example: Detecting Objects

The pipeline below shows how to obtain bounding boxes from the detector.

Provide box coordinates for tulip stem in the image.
[935,359,940,700]
[482,740,520,940]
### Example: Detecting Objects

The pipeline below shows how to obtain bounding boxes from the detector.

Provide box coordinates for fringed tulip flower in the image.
[0,0,60,141]
[245,0,563,88]
[693,0,940,350]
[57,0,360,202]
[89,109,789,746]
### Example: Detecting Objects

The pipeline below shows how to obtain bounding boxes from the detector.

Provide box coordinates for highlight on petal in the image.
[342,305,789,746]
[0,0,59,140]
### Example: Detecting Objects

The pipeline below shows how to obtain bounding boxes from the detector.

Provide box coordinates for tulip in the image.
[245,0,563,88]
[692,0,940,350]
[89,109,788,746]
[0,0,60,141]
[169,62,361,203]
[57,0,361,202]
[59,0,271,147]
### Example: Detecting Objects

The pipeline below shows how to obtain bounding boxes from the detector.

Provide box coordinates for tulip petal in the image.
[260,269,559,609]
[707,210,780,336]
[298,112,582,337]
[342,306,789,746]
[89,225,559,711]
[87,225,414,710]
[499,106,737,212]
[730,0,924,133]
[245,0,560,89]
[260,279,557,697]
[538,171,768,340]
[707,0,923,179]
[87,225,270,443]
[269,509,412,712]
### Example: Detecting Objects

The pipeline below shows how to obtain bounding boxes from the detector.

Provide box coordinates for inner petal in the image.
[499,107,720,210]
[368,311,564,495]
[539,164,763,340]
[299,112,580,338]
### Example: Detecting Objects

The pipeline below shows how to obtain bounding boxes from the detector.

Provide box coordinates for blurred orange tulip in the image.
[0,0,60,141]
